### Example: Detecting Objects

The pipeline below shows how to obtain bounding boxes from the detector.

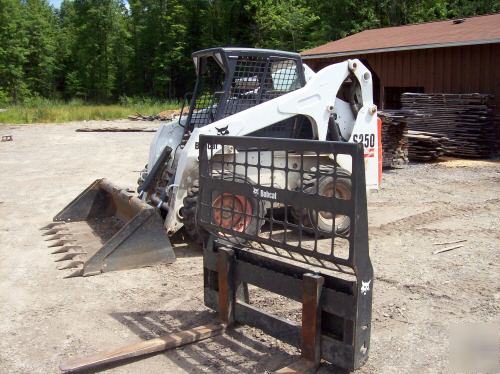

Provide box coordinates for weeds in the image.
[0,97,180,124]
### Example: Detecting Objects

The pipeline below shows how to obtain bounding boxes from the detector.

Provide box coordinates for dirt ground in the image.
[0,121,498,373]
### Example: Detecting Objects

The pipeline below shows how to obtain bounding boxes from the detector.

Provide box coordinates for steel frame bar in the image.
[217,247,236,326]
[301,273,324,366]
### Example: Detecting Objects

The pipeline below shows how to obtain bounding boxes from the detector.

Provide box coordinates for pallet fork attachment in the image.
[41,178,175,278]
[198,136,373,372]
[58,244,236,373]
[59,247,325,373]
[58,135,372,373]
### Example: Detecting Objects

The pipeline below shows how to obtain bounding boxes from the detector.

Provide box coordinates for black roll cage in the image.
[184,47,306,131]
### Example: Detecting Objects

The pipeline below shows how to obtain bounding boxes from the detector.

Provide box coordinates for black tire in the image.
[293,165,351,237]
[136,165,148,192]
[182,172,265,244]
[182,180,207,244]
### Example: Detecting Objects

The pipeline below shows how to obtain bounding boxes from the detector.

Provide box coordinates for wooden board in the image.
[60,323,225,373]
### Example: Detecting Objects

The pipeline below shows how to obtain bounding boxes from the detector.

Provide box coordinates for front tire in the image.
[136,165,148,192]
[182,181,206,244]
[182,172,265,244]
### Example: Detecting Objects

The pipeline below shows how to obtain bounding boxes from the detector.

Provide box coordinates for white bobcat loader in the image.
[42,47,381,277]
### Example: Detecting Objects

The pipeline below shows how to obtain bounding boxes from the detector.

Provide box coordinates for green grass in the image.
[0,97,180,124]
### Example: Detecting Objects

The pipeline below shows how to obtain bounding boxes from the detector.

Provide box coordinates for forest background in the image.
[0,0,498,122]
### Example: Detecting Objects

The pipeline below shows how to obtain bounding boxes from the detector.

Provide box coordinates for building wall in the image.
[304,43,500,111]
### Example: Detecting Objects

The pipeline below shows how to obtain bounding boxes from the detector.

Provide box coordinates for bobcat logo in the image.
[215,125,229,136]
[251,187,277,200]
[361,280,371,295]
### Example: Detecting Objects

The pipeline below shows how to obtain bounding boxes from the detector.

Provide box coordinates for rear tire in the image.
[293,165,351,237]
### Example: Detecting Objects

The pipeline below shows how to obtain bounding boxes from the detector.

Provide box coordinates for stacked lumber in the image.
[406,130,449,161]
[378,110,409,168]
[128,109,180,121]
[401,93,495,158]
[495,114,500,155]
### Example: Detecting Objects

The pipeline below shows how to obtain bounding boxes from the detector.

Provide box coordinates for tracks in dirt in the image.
[373,198,500,233]
[375,276,454,302]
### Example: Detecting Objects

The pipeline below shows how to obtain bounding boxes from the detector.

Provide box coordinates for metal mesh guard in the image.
[189,55,301,129]
[197,135,370,276]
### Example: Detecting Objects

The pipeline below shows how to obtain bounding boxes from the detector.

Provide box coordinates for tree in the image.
[446,0,500,17]
[372,0,447,26]
[3,0,500,104]
[55,0,78,97]
[0,0,28,102]
[129,0,191,98]
[151,0,188,97]
[23,0,59,97]
[249,0,319,51]
[206,0,255,46]
[65,0,130,101]
[307,0,378,45]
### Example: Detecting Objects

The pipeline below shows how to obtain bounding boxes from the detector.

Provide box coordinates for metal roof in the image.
[301,13,500,59]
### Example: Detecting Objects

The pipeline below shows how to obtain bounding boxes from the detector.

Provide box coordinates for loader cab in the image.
[185,48,307,132]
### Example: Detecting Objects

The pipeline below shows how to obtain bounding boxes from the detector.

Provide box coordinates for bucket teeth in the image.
[41,222,65,230]
[57,262,75,271]
[57,255,85,270]
[45,233,71,241]
[48,239,75,248]
[54,252,86,262]
[43,227,68,236]
[63,267,84,278]
[51,245,82,254]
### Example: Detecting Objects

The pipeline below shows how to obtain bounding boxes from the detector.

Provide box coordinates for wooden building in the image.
[301,13,500,111]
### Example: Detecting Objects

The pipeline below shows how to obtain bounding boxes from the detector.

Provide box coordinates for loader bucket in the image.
[41,179,175,278]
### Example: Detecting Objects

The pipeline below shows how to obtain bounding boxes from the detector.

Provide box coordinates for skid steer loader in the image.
[43,47,380,278]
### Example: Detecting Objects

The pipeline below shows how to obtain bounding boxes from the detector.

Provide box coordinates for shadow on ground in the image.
[105,309,347,373]
[107,309,288,373]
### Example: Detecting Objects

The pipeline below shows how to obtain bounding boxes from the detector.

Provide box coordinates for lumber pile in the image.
[495,114,500,155]
[128,109,180,122]
[378,110,409,168]
[401,93,496,158]
[406,130,449,161]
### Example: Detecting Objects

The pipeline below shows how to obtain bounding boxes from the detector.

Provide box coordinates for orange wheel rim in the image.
[212,193,253,232]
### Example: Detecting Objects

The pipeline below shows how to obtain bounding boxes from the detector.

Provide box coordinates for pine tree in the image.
[249,0,319,51]
[4,0,500,104]
[55,0,78,97]
[66,0,130,101]
[207,0,255,46]
[0,0,28,103]
[23,0,58,97]
[445,0,500,18]
[129,0,190,98]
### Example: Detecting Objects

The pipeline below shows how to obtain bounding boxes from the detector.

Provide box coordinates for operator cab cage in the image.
[186,47,306,131]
